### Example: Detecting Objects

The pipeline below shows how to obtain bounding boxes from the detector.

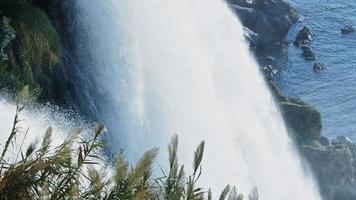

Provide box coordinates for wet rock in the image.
[263,65,278,77]
[332,136,353,148]
[267,79,289,102]
[301,144,356,200]
[243,27,259,48]
[265,79,323,142]
[300,135,356,200]
[313,63,325,72]
[301,45,316,61]
[280,98,322,140]
[265,55,275,62]
[319,136,330,146]
[341,25,355,34]
[294,26,314,46]
[228,0,299,47]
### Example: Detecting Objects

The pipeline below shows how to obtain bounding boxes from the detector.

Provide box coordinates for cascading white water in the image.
[0,97,79,161]
[0,96,113,186]
[75,0,321,199]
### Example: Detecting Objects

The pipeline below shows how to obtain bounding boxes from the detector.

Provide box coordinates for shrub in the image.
[0,14,15,63]
[0,2,61,97]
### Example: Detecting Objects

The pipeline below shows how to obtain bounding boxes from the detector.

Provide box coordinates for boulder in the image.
[294,26,314,46]
[301,45,316,61]
[313,63,325,72]
[341,25,355,34]
[266,80,323,141]
[280,98,322,140]
[301,136,356,200]
[319,136,330,146]
[263,65,278,78]
[228,0,299,47]
[332,136,353,148]
[302,144,356,200]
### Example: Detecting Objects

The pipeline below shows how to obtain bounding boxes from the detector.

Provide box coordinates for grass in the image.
[0,1,61,97]
[0,87,259,200]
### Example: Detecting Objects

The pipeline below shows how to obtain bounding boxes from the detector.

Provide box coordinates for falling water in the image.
[73,0,321,199]
[0,97,81,161]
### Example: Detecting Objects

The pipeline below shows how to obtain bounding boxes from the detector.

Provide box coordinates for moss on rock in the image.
[0,2,61,98]
[280,98,323,141]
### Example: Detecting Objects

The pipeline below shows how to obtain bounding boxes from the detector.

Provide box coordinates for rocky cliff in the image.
[230,1,356,200]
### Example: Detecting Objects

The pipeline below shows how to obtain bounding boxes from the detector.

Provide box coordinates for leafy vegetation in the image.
[0,14,15,63]
[0,1,61,97]
[0,87,259,199]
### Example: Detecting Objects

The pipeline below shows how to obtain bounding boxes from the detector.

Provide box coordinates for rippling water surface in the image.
[274,0,356,140]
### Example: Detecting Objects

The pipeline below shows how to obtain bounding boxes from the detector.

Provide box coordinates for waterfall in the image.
[73,0,321,199]
[0,97,84,162]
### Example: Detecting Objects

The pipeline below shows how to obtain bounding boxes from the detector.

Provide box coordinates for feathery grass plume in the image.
[208,189,212,200]
[160,134,185,200]
[219,185,230,200]
[0,96,258,200]
[185,140,206,200]
[193,141,204,176]
[0,125,74,199]
[228,187,244,200]
[49,124,106,200]
[82,167,110,199]
[248,186,258,200]
[106,148,158,200]
[155,135,254,200]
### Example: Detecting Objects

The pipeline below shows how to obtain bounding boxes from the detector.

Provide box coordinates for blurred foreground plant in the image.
[0,88,258,200]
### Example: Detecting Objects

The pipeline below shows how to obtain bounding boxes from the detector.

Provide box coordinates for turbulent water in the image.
[273,0,356,140]
[0,97,81,162]
[70,0,322,199]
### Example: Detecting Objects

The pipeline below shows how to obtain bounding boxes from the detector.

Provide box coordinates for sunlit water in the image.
[272,0,356,140]
[0,97,81,162]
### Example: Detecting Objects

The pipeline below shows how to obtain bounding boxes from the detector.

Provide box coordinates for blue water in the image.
[273,0,356,140]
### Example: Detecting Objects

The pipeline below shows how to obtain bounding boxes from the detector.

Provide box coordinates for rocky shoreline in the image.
[230,0,356,199]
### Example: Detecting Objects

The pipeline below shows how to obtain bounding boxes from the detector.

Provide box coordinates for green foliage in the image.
[0,89,259,200]
[1,2,61,55]
[0,14,15,63]
[0,2,61,97]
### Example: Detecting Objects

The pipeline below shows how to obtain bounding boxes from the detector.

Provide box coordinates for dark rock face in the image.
[242,2,356,199]
[263,64,278,78]
[302,136,356,200]
[228,0,299,47]
[226,2,356,200]
[294,26,314,46]
[266,78,323,141]
[243,27,259,47]
[266,79,355,200]
[280,98,322,140]
[341,25,355,34]
[301,45,316,61]
[313,62,325,72]
[319,136,330,146]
